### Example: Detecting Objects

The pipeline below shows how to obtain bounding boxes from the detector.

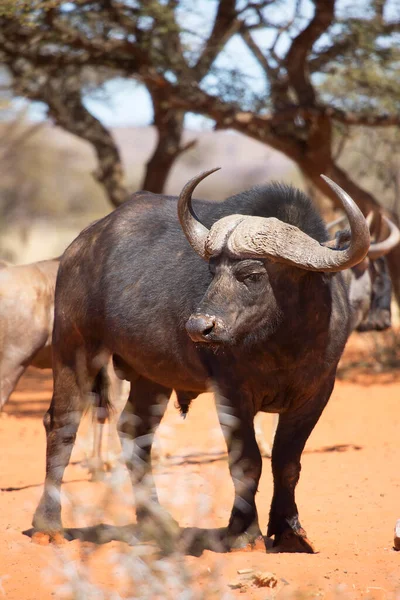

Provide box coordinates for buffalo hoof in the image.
[227,522,265,553]
[31,531,66,546]
[271,528,316,554]
[230,534,266,553]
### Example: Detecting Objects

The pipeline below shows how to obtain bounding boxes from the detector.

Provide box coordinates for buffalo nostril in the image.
[186,315,218,342]
[203,325,214,335]
[202,322,215,337]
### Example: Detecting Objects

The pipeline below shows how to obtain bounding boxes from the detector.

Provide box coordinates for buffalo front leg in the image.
[32,364,86,540]
[216,391,263,550]
[267,378,335,553]
[117,377,177,549]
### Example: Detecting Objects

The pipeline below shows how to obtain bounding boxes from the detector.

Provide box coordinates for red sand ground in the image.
[1,333,400,599]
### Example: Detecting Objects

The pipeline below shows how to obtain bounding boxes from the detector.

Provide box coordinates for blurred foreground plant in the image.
[40,401,233,600]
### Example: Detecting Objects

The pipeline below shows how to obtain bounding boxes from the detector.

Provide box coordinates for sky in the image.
[6,0,399,131]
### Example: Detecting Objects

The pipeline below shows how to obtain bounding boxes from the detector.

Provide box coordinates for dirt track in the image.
[1,333,400,599]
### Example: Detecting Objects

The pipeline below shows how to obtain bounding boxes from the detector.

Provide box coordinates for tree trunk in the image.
[143,148,181,194]
[46,87,128,207]
[142,89,195,194]
[142,107,184,194]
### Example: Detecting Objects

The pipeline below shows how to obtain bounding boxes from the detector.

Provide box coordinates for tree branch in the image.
[0,12,149,71]
[240,29,291,111]
[240,29,275,77]
[7,59,128,207]
[195,0,239,78]
[48,86,128,206]
[324,106,400,127]
[285,0,334,104]
[309,38,354,72]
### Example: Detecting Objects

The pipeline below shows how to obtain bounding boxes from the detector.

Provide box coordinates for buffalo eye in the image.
[234,260,266,285]
[239,272,264,285]
[245,273,262,283]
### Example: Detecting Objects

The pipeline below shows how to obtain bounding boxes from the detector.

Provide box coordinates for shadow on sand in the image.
[1,478,87,492]
[3,398,51,419]
[23,522,278,556]
[304,443,362,454]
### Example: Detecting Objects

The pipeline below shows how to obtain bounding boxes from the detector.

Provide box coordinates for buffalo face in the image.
[186,257,281,345]
[178,169,371,346]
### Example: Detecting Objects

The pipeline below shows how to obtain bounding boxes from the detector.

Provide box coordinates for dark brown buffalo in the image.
[33,170,370,552]
[255,214,400,459]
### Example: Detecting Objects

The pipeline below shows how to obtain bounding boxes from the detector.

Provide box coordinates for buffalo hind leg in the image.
[117,377,177,549]
[267,377,335,553]
[216,390,263,550]
[89,363,129,479]
[32,356,100,541]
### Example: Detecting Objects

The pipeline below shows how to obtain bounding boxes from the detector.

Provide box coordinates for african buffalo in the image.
[33,170,370,552]
[0,258,59,410]
[0,256,126,476]
[339,215,399,332]
[255,212,400,458]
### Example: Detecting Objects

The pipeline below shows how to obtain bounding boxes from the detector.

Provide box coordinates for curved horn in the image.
[319,175,371,270]
[217,176,370,272]
[177,168,221,259]
[368,215,400,260]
